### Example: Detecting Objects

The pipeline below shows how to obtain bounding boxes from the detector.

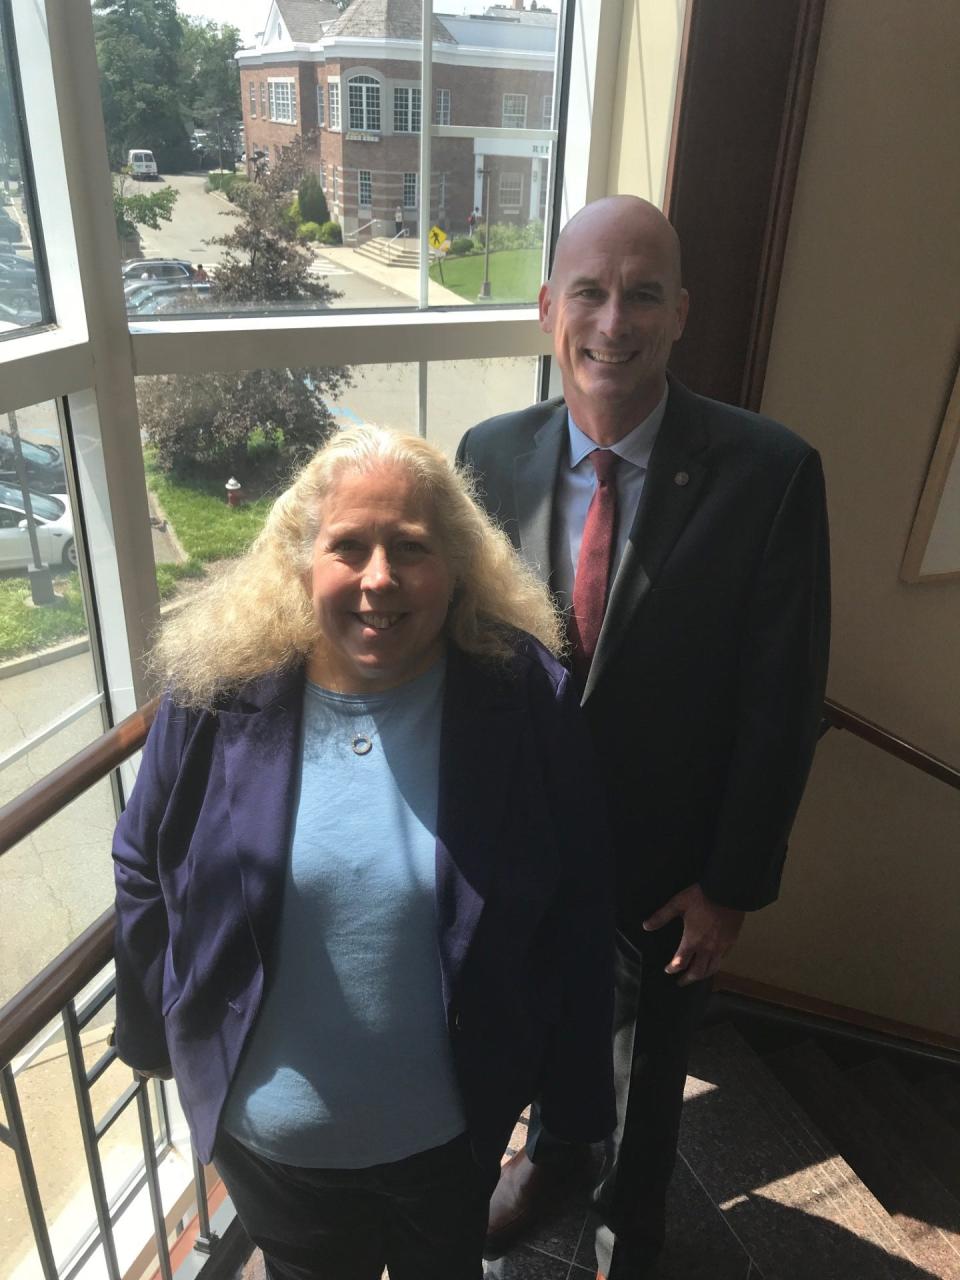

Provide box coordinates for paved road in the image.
[136,172,410,309]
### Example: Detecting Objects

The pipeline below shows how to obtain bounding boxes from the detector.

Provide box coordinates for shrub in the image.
[297,221,322,241]
[298,171,329,226]
[449,236,474,256]
[316,220,343,245]
[285,195,301,229]
[206,171,249,201]
[473,225,485,249]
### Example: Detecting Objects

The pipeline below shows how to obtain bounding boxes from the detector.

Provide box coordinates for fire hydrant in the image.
[225,476,242,507]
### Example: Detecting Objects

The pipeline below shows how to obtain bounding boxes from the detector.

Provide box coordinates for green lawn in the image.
[0,560,205,662]
[146,459,273,563]
[0,573,88,661]
[430,249,542,303]
[0,466,268,663]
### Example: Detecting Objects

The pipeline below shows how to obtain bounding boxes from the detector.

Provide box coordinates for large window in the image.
[393,85,422,134]
[499,172,523,214]
[502,93,528,128]
[268,78,297,125]
[403,172,417,209]
[328,80,341,130]
[348,75,381,132]
[435,87,451,126]
[358,169,372,208]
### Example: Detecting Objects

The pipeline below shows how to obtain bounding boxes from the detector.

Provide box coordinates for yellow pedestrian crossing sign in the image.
[428,225,446,249]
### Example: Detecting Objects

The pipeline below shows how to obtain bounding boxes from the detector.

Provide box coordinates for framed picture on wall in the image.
[901,362,960,583]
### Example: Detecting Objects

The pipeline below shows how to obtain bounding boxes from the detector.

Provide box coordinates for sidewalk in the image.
[311,243,467,307]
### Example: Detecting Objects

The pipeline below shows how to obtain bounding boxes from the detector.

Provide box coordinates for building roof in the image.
[328,0,457,44]
[275,0,341,41]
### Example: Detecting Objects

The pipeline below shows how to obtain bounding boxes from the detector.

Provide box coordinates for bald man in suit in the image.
[457,196,830,1278]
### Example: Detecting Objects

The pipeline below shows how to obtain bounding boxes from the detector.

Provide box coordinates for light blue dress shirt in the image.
[551,387,669,605]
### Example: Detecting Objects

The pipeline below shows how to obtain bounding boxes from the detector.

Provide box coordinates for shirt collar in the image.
[566,385,669,471]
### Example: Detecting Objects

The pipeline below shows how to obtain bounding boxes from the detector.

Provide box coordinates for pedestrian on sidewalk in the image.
[394,205,404,237]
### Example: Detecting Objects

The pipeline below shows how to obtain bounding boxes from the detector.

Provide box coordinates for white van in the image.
[127,149,158,180]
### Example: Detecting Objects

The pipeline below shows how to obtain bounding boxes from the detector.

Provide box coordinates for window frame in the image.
[328,79,341,131]
[393,84,422,134]
[316,81,325,127]
[1,0,622,712]
[498,171,523,213]
[267,76,297,125]
[358,168,373,208]
[403,172,418,209]
[501,93,528,129]
[434,87,451,126]
[347,74,382,133]
[249,81,257,117]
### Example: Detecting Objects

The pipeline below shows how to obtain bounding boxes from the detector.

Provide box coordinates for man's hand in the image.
[643,884,745,986]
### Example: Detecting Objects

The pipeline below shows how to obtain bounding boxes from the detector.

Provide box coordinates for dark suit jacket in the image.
[457,379,830,941]
[112,638,616,1167]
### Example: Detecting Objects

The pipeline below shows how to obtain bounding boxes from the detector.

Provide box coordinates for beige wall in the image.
[737,0,960,1035]
[605,0,960,1033]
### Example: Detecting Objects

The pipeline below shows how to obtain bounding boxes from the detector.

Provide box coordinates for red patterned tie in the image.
[570,449,619,687]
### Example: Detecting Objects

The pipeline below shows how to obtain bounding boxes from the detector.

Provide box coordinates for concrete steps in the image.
[353,236,421,268]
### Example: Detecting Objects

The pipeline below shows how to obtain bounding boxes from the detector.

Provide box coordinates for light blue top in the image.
[221,658,466,1168]
[551,387,669,603]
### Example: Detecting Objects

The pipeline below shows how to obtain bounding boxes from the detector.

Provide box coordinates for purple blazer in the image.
[112,637,616,1167]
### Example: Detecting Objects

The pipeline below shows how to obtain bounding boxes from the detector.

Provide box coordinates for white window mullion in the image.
[35,0,160,712]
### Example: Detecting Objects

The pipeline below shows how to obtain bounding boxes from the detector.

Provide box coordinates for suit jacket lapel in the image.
[513,403,567,598]
[217,667,305,966]
[583,381,710,702]
[435,645,523,1003]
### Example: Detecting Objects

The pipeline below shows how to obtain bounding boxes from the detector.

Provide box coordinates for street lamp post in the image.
[7,410,58,606]
[477,165,491,300]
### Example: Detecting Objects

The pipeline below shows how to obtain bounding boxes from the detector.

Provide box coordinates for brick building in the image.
[237,0,558,237]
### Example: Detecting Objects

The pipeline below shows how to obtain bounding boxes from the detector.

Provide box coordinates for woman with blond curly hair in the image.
[112,425,615,1280]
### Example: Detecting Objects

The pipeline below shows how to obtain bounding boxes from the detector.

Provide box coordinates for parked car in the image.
[0,207,20,243]
[0,482,75,570]
[126,281,214,315]
[120,258,193,284]
[0,298,43,328]
[0,431,67,492]
[0,256,36,288]
[127,149,159,180]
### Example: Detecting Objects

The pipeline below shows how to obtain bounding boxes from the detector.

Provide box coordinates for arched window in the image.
[348,74,381,131]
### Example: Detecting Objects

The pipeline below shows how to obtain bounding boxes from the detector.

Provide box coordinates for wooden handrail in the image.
[0,697,159,857]
[0,909,114,1069]
[824,698,959,792]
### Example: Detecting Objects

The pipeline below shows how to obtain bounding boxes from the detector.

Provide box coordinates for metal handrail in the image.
[823,697,959,791]
[343,217,377,243]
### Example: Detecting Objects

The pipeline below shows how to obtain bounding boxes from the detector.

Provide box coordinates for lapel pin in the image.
[674,471,690,487]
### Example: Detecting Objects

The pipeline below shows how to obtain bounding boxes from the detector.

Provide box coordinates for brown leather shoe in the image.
[485,1149,586,1257]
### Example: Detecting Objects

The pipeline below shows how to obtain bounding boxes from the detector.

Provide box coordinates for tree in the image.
[113,169,178,241]
[180,19,242,125]
[93,0,191,171]
[138,143,349,481]
[298,171,330,226]
[210,135,340,304]
[139,366,350,480]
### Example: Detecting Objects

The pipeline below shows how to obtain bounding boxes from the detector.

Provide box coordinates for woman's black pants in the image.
[214,1130,497,1280]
